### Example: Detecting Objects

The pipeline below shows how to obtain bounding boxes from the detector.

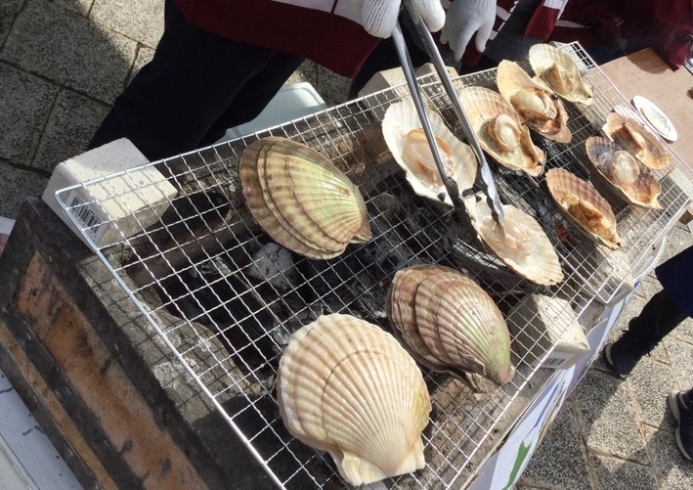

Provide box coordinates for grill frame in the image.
[55,43,693,489]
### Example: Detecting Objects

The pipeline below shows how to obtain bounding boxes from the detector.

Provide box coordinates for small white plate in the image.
[632,95,678,142]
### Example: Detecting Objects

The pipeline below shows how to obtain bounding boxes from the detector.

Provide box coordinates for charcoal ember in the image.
[294,258,352,313]
[354,216,419,279]
[272,300,329,348]
[367,192,402,225]
[158,256,280,376]
[246,242,297,291]
[346,271,388,319]
[403,205,449,249]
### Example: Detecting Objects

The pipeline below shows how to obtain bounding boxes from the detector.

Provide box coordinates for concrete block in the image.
[507,294,589,370]
[42,138,177,249]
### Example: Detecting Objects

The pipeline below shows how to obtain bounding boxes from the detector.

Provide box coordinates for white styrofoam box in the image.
[219,82,327,142]
[42,138,177,250]
[507,294,590,370]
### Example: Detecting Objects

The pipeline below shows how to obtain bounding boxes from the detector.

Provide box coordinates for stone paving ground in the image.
[1,1,693,489]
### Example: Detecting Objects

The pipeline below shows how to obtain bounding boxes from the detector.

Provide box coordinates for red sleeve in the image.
[174,0,381,77]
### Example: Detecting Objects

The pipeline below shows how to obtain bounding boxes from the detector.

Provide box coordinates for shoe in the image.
[668,390,693,460]
[603,341,638,379]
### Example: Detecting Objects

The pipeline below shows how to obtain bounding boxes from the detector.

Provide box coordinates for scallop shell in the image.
[386,264,514,386]
[545,168,621,249]
[468,195,564,286]
[240,137,372,259]
[277,313,431,486]
[457,86,545,176]
[382,100,478,205]
[496,60,572,143]
[529,44,593,105]
[585,136,662,210]
[603,113,671,170]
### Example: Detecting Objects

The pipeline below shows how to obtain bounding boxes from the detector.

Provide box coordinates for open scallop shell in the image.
[496,60,572,143]
[277,313,431,486]
[585,136,662,210]
[529,44,593,105]
[467,194,564,286]
[240,137,372,260]
[382,100,478,205]
[603,113,670,170]
[457,86,545,176]
[545,168,621,249]
[386,264,514,386]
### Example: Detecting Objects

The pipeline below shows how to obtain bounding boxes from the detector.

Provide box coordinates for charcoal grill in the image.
[54,43,693,489]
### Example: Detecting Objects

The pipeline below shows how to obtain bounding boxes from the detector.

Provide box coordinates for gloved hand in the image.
[440,0,496,60]
[354,0,446,38]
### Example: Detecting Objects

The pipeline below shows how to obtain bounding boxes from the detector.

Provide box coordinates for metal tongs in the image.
[392,1,505,230]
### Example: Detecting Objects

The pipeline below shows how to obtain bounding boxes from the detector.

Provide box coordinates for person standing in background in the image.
[88,0,446,162]
[603,246,693,461]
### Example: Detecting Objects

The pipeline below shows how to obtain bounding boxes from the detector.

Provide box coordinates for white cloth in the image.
[350,0,446,38]
[440,0,497,60]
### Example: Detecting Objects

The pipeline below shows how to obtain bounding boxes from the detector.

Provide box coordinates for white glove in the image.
[354,0,446,38]
[440,0,496,60]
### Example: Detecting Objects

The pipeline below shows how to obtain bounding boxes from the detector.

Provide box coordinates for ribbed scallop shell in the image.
[457,86,545,176]
[240,137,372,259]
[603,113,670,170]
[545,168,621,249]
[496,60,572,143]
[469,195,564,286]
[386,265,514,386]
[585,136,663,210]
[382,100,478,205]
[529,44,593,105]
[277,314,431,486]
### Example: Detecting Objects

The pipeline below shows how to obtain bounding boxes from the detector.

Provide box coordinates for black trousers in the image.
[88,0,305,161]
[627,289,688,351]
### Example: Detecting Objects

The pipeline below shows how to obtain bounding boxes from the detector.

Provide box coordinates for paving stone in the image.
[53,0,93,16]
[127,46,155,86]
[316,66,351,107]
[0,62,58,165]
[662,337,693,390]
[0,163,49,219]
[590,454,657,490]
[590,295,668,378]
[519,404,592,490]
[659,226,692,262]
[641,425,693,490]
[288,59,318,86]
[572,370,648,464]
[0,0,23,46]
[669,317,693,346]
[0,0,136,103]
[628,357,678,430]
[632,274,661,302]
[91,0,164,48]
[32,90,110,173]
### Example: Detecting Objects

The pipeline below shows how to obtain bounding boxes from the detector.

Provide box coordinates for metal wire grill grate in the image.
[56,43,693,489]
